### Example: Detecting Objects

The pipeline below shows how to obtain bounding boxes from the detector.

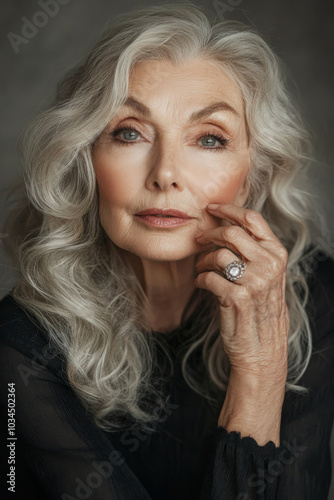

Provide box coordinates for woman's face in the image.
[92,58,249,261]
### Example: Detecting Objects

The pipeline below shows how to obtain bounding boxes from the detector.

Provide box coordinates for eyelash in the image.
[109,125,229,152]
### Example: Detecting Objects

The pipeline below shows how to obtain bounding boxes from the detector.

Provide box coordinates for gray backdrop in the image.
[1,1,334,497]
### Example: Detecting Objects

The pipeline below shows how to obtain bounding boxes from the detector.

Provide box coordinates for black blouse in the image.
[0,251,333,500]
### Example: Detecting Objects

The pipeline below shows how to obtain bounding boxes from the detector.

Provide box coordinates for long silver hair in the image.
[5,2,332,432]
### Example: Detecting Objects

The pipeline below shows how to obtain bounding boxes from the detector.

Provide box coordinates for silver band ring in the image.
[222,261,246,282]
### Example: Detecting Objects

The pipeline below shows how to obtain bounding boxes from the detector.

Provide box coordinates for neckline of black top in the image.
[150,304,200,338]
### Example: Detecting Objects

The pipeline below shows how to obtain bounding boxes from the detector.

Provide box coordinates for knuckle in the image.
[278,245,289,263]
[249,274,266,290]
[202,271,216,287]
[224,225,241,240]
[215,250,226,268]
[271,255,286,274]
[271,259,280,274]
[230,286,250,302]
[244,209,262,225]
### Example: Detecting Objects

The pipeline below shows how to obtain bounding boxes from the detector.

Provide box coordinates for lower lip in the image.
[135,215,193,227]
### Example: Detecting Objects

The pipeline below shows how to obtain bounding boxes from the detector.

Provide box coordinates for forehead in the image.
[127,58,244,117]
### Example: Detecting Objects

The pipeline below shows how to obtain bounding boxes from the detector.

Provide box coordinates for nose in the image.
[145,146,186,192]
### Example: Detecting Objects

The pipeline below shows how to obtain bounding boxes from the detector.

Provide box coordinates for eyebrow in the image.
[121,96,240,122]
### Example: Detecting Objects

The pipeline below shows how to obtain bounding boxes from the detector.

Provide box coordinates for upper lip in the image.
[135,208,193,218]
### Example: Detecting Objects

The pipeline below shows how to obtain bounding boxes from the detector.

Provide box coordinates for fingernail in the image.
[207,204,219,210]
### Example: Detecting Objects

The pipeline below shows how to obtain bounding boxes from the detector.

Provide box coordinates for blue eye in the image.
[201,137,218,147]
[111,126,140,142]
[110,126,229,153]
[197,133,228,151]
[122,130,139,141]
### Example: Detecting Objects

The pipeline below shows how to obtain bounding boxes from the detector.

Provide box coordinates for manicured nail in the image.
[207,204,219,210]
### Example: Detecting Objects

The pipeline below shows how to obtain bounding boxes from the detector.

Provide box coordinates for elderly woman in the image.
[0,3,333,499]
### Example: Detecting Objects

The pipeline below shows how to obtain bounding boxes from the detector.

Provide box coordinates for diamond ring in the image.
[222,261,246,282]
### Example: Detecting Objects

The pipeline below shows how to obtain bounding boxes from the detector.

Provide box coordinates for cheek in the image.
[213,168,247,201]
[98,175,129,207]
[187,155,249,204]
[94,158,139,209]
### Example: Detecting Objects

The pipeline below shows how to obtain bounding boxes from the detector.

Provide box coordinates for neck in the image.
[122,249,197,332]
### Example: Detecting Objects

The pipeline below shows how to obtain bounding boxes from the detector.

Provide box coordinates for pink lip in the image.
[134,208,194,228]
[135,208,192,218]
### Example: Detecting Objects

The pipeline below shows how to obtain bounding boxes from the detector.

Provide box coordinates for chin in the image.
[119,237,198,262]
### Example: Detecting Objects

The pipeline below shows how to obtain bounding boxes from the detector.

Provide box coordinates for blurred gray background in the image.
[1,1,334,497]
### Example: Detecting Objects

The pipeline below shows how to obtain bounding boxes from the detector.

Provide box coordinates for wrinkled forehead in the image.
[115,58,245,125]
[129,59,244,116]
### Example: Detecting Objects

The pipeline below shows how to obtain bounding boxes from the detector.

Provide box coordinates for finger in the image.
[196,246,245,277]
[195,269,236,303]
[206,204,281,245]
[196,224,271,263]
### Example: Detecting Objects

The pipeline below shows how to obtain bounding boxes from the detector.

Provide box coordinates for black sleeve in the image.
[0,342,152,500]
[198,252,334,499]
[276,349,334,499]
[198,328,334,499]
[199,427,283,499]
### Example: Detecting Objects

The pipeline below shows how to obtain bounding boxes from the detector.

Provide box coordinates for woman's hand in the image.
[194,203,290,388]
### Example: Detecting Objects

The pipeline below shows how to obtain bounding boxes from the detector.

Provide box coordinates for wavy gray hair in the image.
[6,2,332,432]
